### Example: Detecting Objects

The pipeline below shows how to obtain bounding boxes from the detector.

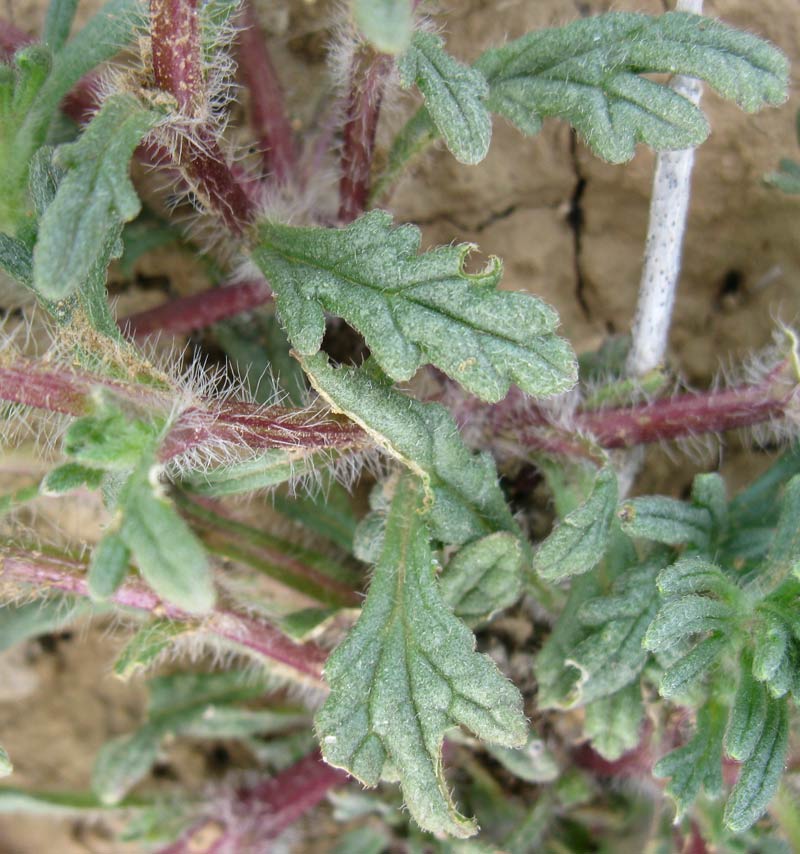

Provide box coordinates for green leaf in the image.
[353,0,412,54]
[0,233,33,284]
[618,496,711,547]
[724,695,789,832]
[44,0,80,53]
[583,682,643,761]
[439,532,523,625]
[656,556,740,602]
[752,613,790,683]
[63,406,159,470]
[568,561,660,704]
[486,732,559,784]
[92,724,162,805]
[113,620,187,679]
[533,466,617,581]
[274,479,357,552]
[767,474,800,584]
[643,595,734,653]
[32,94,160,300]
[182,448,318,497]
[254,211,576,402]
[316,474,526,838]
[10,46,52,120]
[88,531,131,600]
[659,633,727,699]
[146,671,269,717]
[301,354,517,545]
[0,787,149,815]
[654,701,726,819]
[179,706,309,739]
[475,12,789,164]
[41,462,104,495]
[0,598,95,652]
[372,106,438,203]
[398,32,491,165]
[0,746,11,777]
[726,657,768,763]
[119,468,215,615]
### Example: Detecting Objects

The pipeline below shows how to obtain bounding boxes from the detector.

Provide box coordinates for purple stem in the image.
[149,0,257,234]
[0,547,328,684]
[156,751,348,853]
[0,357,367,457]
[237,0,296,184]
[123,279,272,338]
[338,47,394,223]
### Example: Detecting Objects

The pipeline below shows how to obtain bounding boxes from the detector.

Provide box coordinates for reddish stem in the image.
[0,547,328,684]
[156,751,348,853]
[338,47,394,223]
[148,0,256,234]
[0,357,367,459]
[123,279,272,338]
[0,19,33,60]
[237,0,296,184]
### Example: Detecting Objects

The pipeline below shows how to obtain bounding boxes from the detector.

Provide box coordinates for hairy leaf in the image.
[32,94,160,300]
[643,595,734,653]
[0,747,11,777]
[533,466,617,581]
[113,620,187,679]
[44,0,80,53]
[398,32,491,165]
[726,657,768,763]
[486,733,559,784]
[316,474,526,838]
[254,211,576,402]
[182,448,318,497]
[439,532,523,625]
[766,474,800,583]
[0,598,94,652]
[88,531,131,600]
[654,701,726,818]
[583,682,643,762]
[353,0,412,54]
[475,12,788,163]
[118,468,215,614]
[618,496,711,547]
[659,633,727,699]
[724,695,789,832]
[41,462,105,495]
[0,233,33,284]
[301,354,517,545]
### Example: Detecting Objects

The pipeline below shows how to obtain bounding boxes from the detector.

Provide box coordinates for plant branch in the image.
[237,0,296,184]
[155,750,348,853]
[625,0,705,377]
[0,547,328,685]
[122,278,272,338]
[338,46,394,223]
[148,0,257,234]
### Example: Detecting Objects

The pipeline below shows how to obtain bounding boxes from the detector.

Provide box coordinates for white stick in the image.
[625,0,705,377]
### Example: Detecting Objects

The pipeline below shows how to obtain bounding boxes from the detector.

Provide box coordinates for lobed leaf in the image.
[643,595,734,652]
[659,633,727,699]
[583,682,643,762]
[113,620,187,679]
[88,531,131,600]
[316,474,527,838]
[533,466,617,582]
[398,32,491,165]
[32,94,160,300]
[724,695,789,832]
[475,12,788,164]
[654,701,726,818]
[618,496,711,547]
[41,462,105,495]
[300,354,517,545]
[439,532,523,625]
[254,211,576,402]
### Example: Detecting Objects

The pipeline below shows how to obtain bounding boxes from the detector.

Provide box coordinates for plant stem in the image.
[338,46,394,223]
[0,547,328,685]
[149,0,257,234]
[237,0,296,184]
[155,750,347,853]
[122,279,272,338]
[0,356,367,458]
[625,0,705,377]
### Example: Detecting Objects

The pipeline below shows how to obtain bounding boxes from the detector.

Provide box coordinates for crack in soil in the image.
[567,131,591,319]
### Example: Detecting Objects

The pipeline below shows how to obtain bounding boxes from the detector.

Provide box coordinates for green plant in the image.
[0,0,797,851]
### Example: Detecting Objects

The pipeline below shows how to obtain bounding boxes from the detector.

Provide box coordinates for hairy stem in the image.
[0,356,367,458]
[237,0,296,184]
[338,46,394,223]
[149,0,256,234]
[155,751,347,853]
[0,547,328,684]
[625,0,705,377]
[122,278,272,338]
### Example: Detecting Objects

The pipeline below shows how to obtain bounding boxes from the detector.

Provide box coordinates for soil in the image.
[1,0,799,851]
